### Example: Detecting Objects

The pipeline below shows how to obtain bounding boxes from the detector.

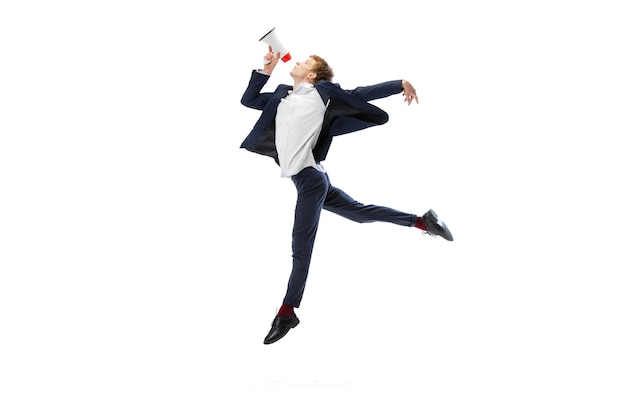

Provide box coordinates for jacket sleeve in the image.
[344,80,404,102]
[240,70,274,110]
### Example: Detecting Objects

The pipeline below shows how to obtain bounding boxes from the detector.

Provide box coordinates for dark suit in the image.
[240,70,416,308]
[240,70,403,164]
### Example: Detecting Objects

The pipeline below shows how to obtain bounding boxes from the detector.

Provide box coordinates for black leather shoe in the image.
[422,209,453,241]
[263,312,300,345]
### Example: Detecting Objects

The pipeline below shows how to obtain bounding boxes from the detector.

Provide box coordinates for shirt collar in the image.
[291,82,315,95]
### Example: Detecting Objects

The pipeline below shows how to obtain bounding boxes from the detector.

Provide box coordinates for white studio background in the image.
[1,1,625,417]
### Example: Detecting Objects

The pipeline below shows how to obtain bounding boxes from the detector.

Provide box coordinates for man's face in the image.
[290,58,317,83]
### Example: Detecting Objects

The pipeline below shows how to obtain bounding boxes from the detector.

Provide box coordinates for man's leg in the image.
[264,167,329,345]
[283,168,329,307]
[322,174,453,240]
[322,174,417,226]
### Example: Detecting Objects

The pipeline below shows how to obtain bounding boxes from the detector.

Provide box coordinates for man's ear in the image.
[307,72,317,83]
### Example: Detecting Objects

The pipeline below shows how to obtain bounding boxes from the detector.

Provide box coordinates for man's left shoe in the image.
[422,209,454,241]
[263,312,300,345]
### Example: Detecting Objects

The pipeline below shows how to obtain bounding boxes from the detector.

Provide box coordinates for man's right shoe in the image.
[263,312,300,345]
[422,209,454,241]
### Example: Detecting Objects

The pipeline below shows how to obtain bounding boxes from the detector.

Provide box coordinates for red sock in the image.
[414,217,427,231]
[277,303,294,317]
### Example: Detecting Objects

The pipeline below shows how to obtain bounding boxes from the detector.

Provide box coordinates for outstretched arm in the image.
[346,79,419,105]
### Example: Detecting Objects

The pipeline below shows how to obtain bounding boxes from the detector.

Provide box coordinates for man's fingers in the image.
[403,91,418,105]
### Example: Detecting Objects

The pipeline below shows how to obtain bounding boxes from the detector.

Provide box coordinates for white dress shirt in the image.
[275,82,327,178]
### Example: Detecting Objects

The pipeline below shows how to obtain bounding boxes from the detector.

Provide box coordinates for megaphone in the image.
[259,27,291,62]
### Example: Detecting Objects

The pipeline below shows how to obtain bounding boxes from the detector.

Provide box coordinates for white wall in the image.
[1,1,625,417]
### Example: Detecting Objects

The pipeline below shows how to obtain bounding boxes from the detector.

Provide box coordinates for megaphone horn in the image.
[259,27,291,62]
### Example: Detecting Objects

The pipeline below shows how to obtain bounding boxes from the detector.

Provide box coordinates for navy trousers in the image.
[283,167,417,307]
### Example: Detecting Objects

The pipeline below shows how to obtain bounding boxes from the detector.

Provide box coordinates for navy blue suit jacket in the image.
[240,70,403,164]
